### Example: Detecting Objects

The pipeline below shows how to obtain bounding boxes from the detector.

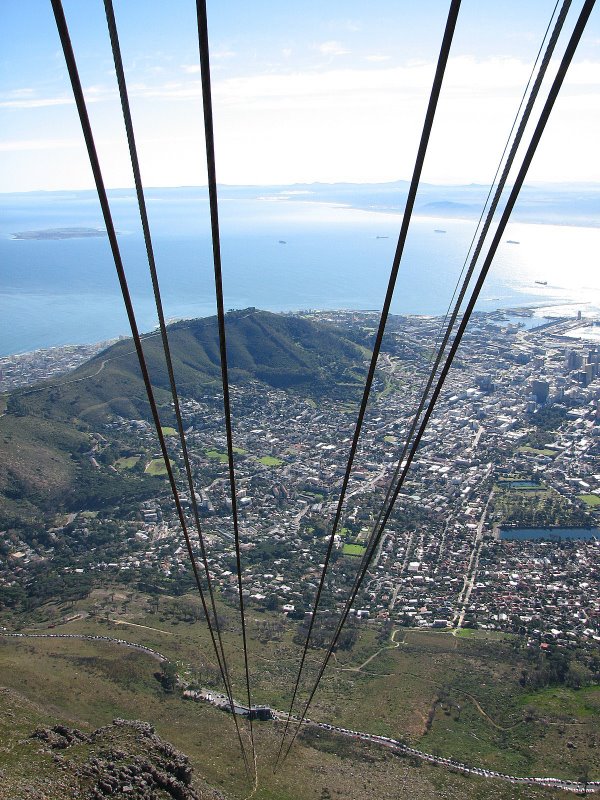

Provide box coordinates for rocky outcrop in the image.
[31,717,207,800]
[32,724,90,749]
[82,752,197,799]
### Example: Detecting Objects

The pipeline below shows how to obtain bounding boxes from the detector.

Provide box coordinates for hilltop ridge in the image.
[0,309,367,528]
[8,309,367,425]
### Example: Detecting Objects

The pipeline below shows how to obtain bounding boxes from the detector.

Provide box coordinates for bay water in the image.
[2,189,599,356]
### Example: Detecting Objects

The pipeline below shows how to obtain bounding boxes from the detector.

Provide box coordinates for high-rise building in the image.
[531,379,550,404]
[566,349,584,371]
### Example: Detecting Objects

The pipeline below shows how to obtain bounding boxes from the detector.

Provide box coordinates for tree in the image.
[579,764,590,795]
[265,593,280,612]
[158,661,178,693]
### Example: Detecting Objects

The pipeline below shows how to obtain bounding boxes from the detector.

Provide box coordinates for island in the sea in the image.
[11,227,108,240]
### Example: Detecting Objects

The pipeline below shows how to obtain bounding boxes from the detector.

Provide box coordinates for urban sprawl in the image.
[2,309,599,651]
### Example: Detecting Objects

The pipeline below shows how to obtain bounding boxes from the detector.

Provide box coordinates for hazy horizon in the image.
[2,1,599,192]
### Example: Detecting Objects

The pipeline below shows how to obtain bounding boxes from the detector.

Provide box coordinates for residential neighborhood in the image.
[2,309,599,651]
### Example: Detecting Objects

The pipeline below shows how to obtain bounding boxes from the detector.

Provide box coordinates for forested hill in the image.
[7,309,368,425]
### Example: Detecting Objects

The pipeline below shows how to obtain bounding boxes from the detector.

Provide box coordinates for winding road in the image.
[3,630,597,794]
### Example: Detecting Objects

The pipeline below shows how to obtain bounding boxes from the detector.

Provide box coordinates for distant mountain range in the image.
[5,179,600,228]
[228,179,600,227]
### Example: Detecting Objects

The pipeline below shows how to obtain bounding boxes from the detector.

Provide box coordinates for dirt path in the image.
[113,620,174,635]
[331,628,405,673]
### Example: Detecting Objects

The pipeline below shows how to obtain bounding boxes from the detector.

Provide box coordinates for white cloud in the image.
[179,50,234,75]
[3,54,598,189]
[0,82,118,109]
[83,85,116,102]
[209,55,561,110]
[206,55,600,184]
[5,88,35,98]
[212,63,430,107]
[129,80,202,100]
[559,59,600,86]
[212,49,236,60]
[365,55,391,63]
[316,41,349,57]
[0,96,74,109]
[0,138,81,152]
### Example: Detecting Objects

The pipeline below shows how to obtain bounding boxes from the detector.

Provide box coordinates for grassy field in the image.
[0,587,597,799]
[259,456,283,467]
[453,628,514,641]
[1,678,565,800]
[342,543,367,557]
[114,455,140,469]
[203,447,247,462]
[206,448,228,463]
[161,425,178,436]
[491,477,590,528]
[144,458,173,475]
[518,446,557,458]
[496,480,547,493]
[578,493,600,507]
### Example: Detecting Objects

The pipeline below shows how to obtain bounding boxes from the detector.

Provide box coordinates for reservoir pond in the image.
[499,480,543,490]
[500,527,600,541]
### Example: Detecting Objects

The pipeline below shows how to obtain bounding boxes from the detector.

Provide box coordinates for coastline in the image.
[2,193,599,357]
[3,304,599,393]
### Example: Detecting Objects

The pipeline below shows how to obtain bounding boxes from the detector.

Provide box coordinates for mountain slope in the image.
[0,310,367,524]
[9,309,367,425]
[0,687,226,800]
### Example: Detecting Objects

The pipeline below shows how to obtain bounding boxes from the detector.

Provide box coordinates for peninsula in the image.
[11,227,108,240]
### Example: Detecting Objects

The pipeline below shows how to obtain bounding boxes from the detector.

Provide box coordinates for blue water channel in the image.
[500,527,600,541]
[499,480,543,489]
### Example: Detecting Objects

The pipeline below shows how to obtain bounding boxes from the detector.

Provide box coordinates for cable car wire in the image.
[348,0,571,636]
[274,0,462,769]
[101,0,251,778]
[195,0,257,783]
[277,0,595,764]
[50,0,256,779]
[419,0,562,407]
[297,0,569,704]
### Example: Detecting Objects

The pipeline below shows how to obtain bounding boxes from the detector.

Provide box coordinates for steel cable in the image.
[277,0,595,765]
[50,0,257,778]
[195,0,257,784]
[349,0,571,629]
[274,0,462,769]
[102,0,252,777]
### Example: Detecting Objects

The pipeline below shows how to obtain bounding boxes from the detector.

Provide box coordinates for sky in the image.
[0,0,599,192]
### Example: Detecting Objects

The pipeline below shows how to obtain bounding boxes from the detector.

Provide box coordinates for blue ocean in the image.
[1,187,599,356]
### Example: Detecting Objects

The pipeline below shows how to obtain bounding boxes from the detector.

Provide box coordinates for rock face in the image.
[32,725,91,749]
[31,718,207,800]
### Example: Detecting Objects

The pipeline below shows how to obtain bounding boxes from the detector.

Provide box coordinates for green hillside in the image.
[8,309,366,425]
[0,309,366,528]
[0,592,592,800]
